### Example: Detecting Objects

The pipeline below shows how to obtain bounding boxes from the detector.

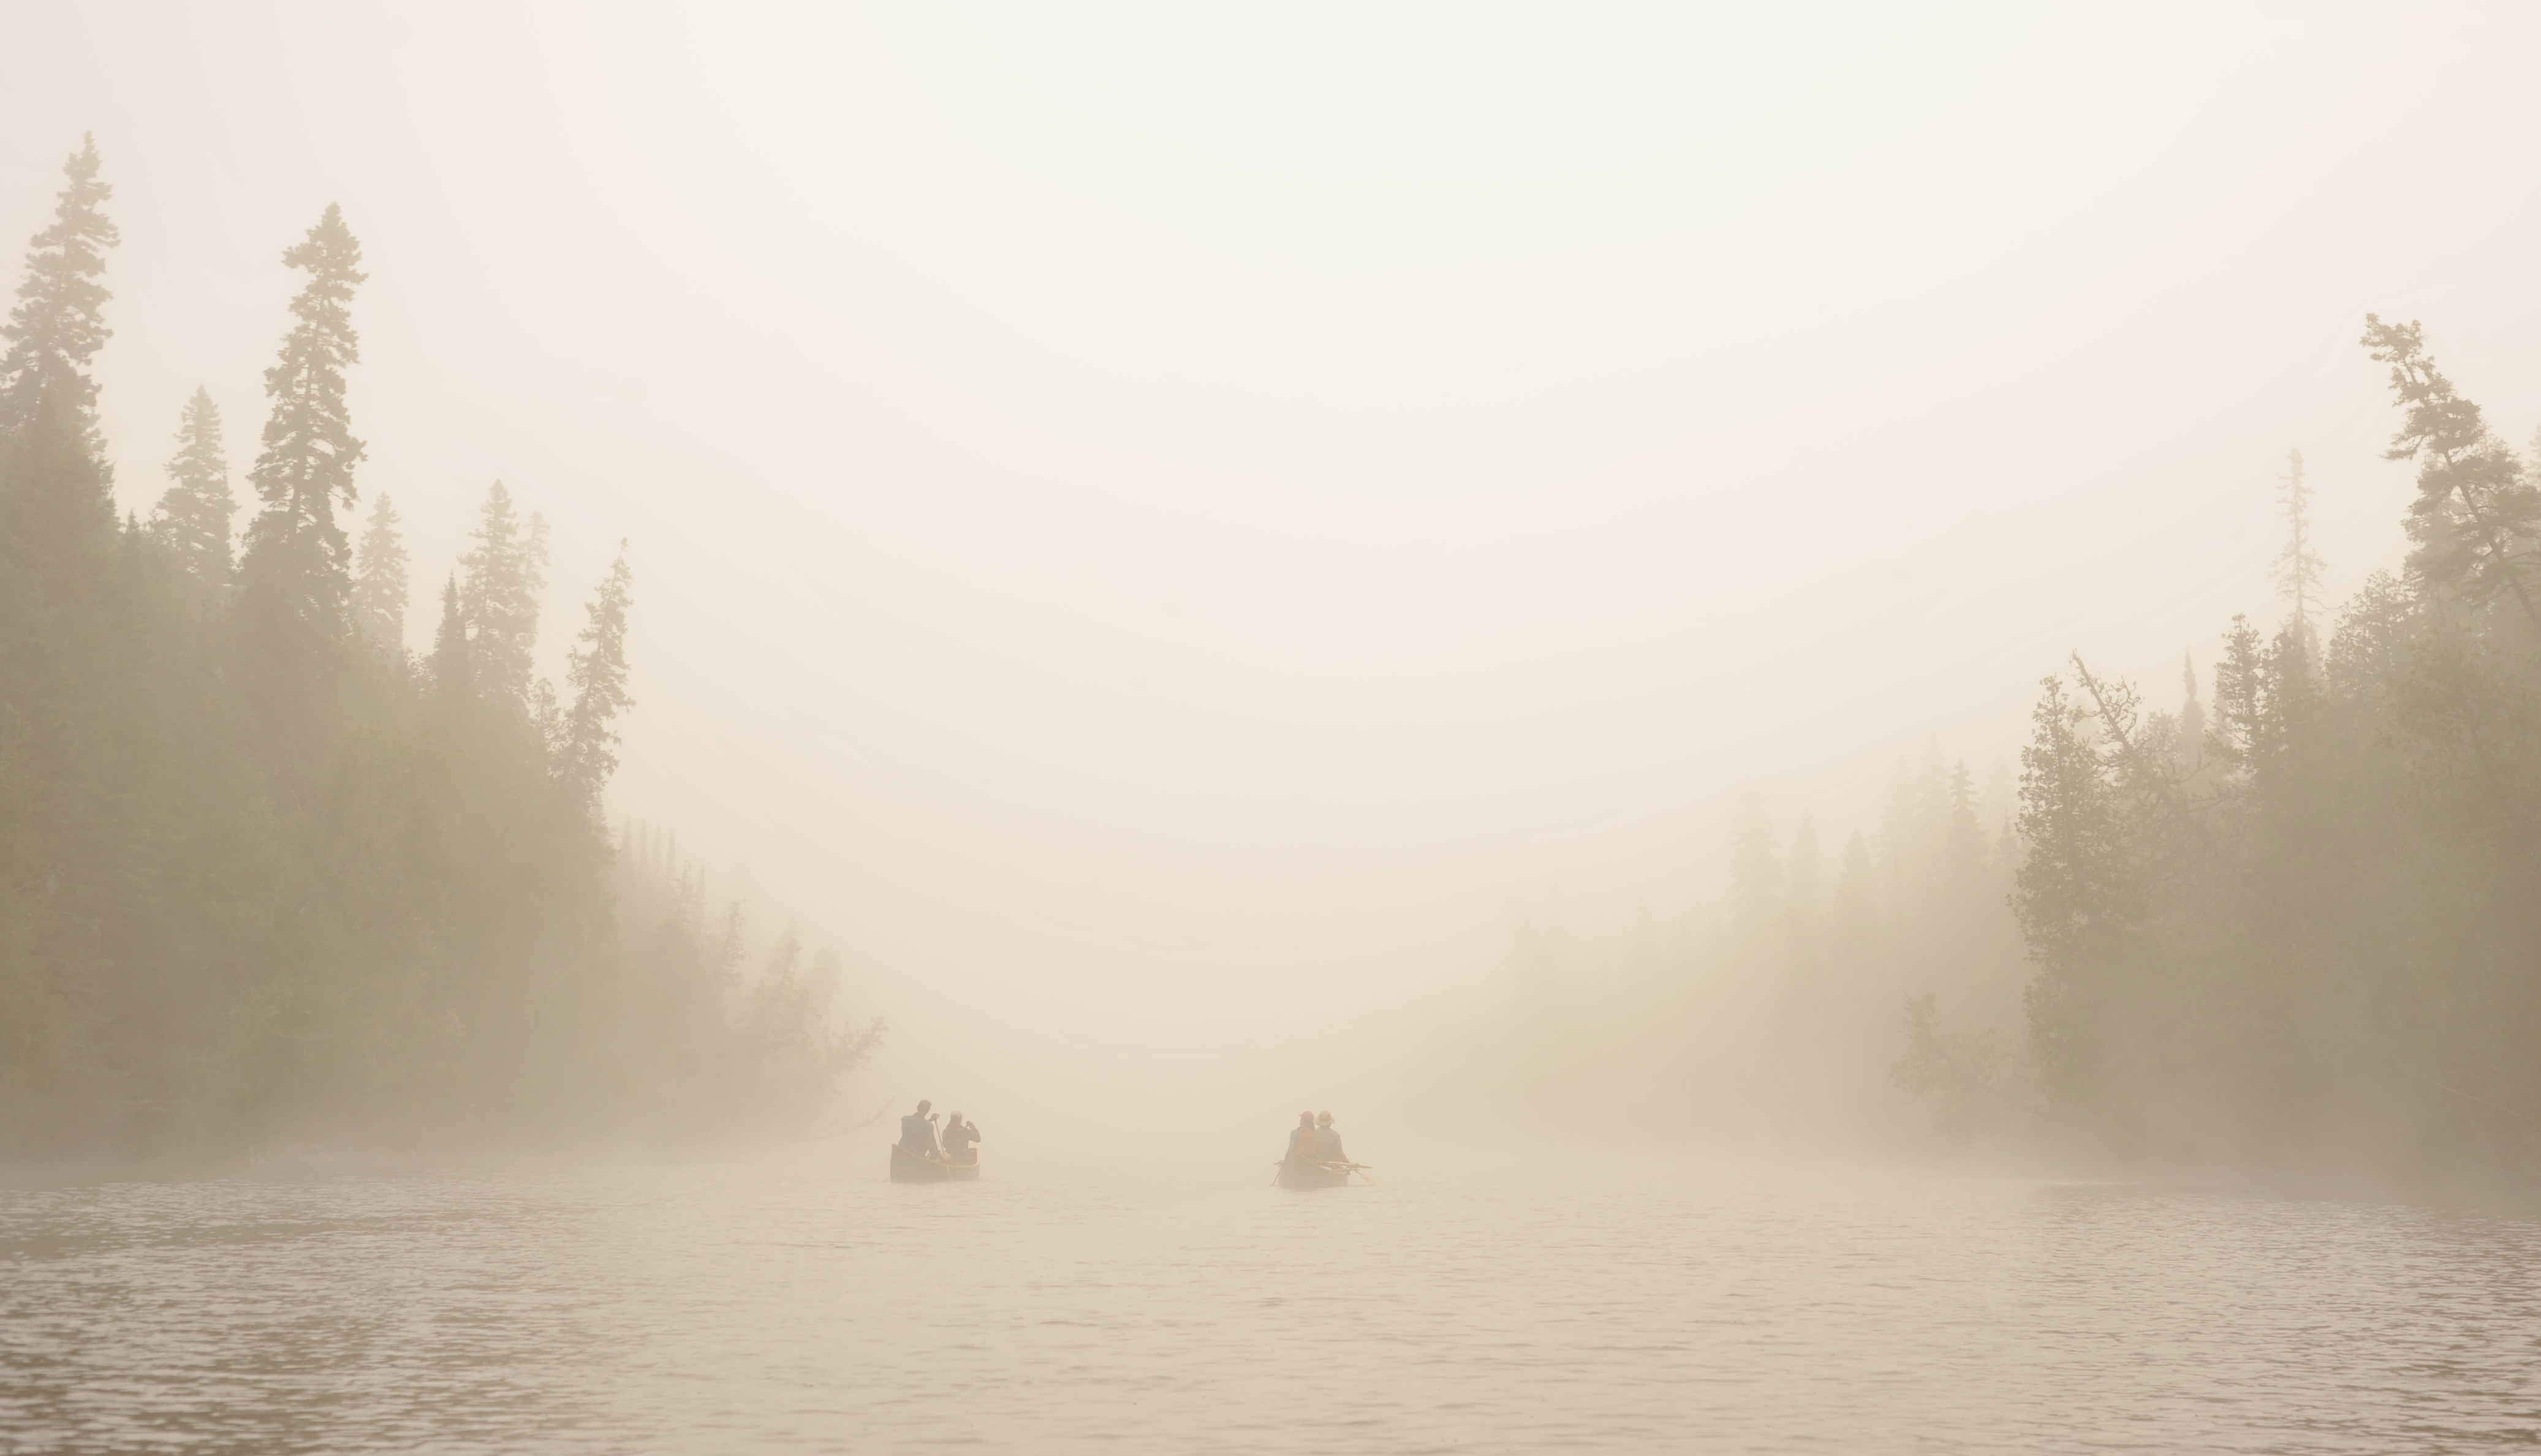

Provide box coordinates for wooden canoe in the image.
[1276,1158,1355,1190]
[890,1143,980,1183]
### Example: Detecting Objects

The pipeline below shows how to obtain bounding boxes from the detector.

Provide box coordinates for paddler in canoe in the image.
[891,1100,981,1181]
[1275,1109,1368,1188]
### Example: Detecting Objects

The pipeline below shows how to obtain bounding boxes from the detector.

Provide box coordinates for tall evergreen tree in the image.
[0,136,118,439]
[458,481,549,704]
[2360,315,2540,627]
[2174,654,2205,775]
[428,573,471,709]
[0,141,124,1153]
[148,387,233,586]
[2271,447,2325,639]
[1943,761,1985,889]
[2014,675,2142,1111]
[556,543,635,808]
[352,492,409,654]
[237,205,368,662]
[1784,813,1821,920]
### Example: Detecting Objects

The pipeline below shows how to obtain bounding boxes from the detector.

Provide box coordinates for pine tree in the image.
[1785,813,1821,919]
[0,143,124,1152]
[2174,654,2205,775]
[556,543,635,807]
[1943,761,1985,888]
[0,138,121,657]
[428,573,471,709]
[2271,447,2326,641]
[351,492,409,654]
[458,481,550,704]
[237,203,368,663]
[0,136,118,439]
[148,388,233,586]
[2360,316,2540,627]
[2014,675,2141,1110]
[2210,616,2265,772]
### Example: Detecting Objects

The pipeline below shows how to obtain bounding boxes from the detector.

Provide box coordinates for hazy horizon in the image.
[10,1,2541,1144]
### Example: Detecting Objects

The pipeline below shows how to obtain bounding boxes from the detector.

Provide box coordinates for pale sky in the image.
[7,2,2539,1130]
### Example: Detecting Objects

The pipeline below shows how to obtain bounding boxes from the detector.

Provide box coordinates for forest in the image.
[1994,320,2541,1178]
[0,140,878,1161]
[1414,324,2541,1184]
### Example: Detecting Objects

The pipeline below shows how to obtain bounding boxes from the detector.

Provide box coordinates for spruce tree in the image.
[0,136,118,439]
[0,138,121,658]
[2271,448,2326,641]
[148,387,233,586]
[0,142,124,1152]
[351,492,409,654]
[2013,674,2140,1111]
[1784,813,1820,919]
[2360,316,2540,627]
[2174,654,2205,775]
[1943,761,1985,887]
[237,205,368,655]
[556,543,635,807]
[458,481,549,704]
[428,573,471,709]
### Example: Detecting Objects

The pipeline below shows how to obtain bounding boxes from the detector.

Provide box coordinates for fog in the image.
[8,2,2541,1165]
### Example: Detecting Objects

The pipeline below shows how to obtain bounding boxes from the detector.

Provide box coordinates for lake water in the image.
[5,1149,2539,1453]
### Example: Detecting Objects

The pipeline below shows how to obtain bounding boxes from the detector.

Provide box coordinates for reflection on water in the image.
[4,1154,2539,1452]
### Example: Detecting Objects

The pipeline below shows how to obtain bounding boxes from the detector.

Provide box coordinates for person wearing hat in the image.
[1314,1111,1346,1165]
[942,1111,980,1166]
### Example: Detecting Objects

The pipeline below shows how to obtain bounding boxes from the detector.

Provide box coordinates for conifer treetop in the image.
[353,491,411,653]
[2361,314,2541,622]
[2271,447,2326,633]
[0,135,119,434]
[460,480,551,703]
[150,386,235,584]
[246,203,368,567]
[558,543,637,806]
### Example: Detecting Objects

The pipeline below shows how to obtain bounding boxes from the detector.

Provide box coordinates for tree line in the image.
[0,138,877,1161]
[1991,320,2541,1178]
[1399,320,2540,1184]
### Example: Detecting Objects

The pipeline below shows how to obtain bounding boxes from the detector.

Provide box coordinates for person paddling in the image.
[1314,1111,1346,1166]
[1283,1111,1318,1166]
[942,1111,980,1166]
[900,1100,943,1160]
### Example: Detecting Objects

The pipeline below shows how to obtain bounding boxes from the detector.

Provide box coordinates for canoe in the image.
[1276,1158,1355,1190]
[890,1143,980,1183]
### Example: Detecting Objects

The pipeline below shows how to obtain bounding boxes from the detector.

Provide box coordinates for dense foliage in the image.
[1409,322,2540,1184]
[0,141,877,1161]
[2003,319,2541,1177]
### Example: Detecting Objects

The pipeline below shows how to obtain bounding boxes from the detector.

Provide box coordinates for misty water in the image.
[7,1155,2539,1454]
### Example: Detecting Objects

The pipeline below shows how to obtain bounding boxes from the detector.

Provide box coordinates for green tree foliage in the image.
[0,152,878,1162]
[235,205,369,754]
[1977,317,2541,1178]
[428,572,471,708]
[458,481,548,704]
[2273,448,2325,639]
[244,205,367,572]
[0,141,134,1155]
[2361,315,2541,627]
[351,492,409,656]
[0,135,118,439]
[150,387,235,587]
[555,543,634,809]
